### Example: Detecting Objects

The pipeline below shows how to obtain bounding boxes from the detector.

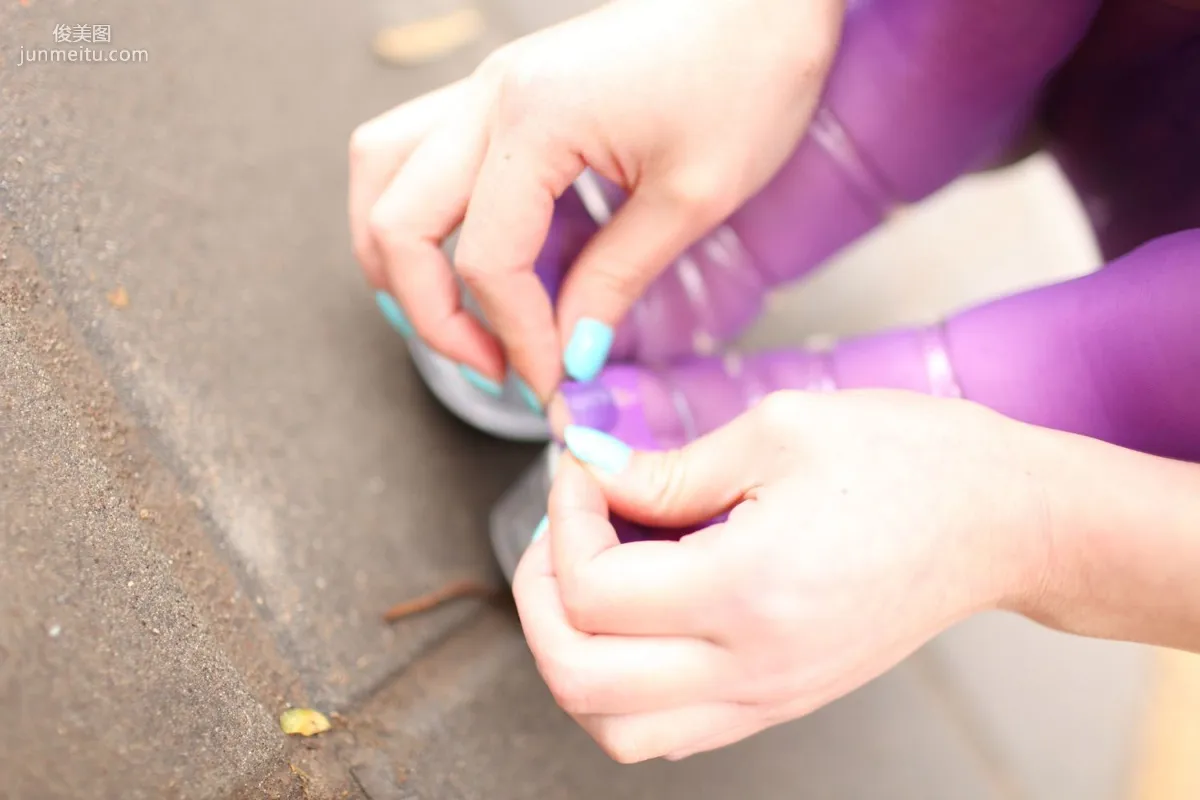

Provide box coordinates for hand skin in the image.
[512,390,1200,763]
[349,0,844,398]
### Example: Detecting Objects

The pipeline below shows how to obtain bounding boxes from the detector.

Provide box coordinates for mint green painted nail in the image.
[375,291,414,339]
[458,365,503,397]
[563,318,613,382]
[515,378,543,413]
[531,515,549,543]
[563,425,631,475]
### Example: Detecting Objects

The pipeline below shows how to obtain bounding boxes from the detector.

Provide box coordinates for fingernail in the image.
[564,424,631,475]
[458,364,503,397]
[559,381,618,432]
[515,378,543,413]
[563,318,613,382]
[531,515,549,543]
[375,291,414,339]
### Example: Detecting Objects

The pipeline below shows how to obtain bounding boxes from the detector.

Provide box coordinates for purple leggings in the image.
[537,0,1200,468]
[1044,0,1200,260]
[537,0,1103,362]
[565,230,1200,465]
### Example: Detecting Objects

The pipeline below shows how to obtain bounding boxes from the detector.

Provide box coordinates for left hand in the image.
[349,0,843,394]
[513,390,1052,762]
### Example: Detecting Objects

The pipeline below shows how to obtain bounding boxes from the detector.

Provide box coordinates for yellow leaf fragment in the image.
[372,7,485,67]
[106,286,129,309]
[279,708,331,737]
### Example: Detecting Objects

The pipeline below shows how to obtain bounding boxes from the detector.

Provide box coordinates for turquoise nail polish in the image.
[458,365,503,397]
[515,378,543,414]
[531,515,549,543]
[564,425,631,475]
[375,291,415,339]
[563,318,613,382]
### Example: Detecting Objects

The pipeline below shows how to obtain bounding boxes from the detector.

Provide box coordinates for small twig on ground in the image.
[382,578,496,623]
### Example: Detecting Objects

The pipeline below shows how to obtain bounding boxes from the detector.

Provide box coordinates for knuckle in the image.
[542,656,599,715]
[727,655,797,706]
[493,53,555,127]
[582,265,644,308]
[732,676,787,707]
[596,723,654,764]
[474,42,516,83]
[510,558,539,609]
[365,206,404,255]
[665,168,735,223]
[729,563,796,636]
[557,571,601,632]
[352,241,379,277]
[750,391,807,437]
[453,230,528,288]
[642,449,690,514]
[351,229,375,266]
[451,250,489,287]
[348,119,385,165]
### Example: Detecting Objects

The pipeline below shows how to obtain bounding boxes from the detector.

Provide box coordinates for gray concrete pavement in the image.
[0,237,284,799]
[353,611,1009,800]
[1,0,542,712]
[0,0,1152,797]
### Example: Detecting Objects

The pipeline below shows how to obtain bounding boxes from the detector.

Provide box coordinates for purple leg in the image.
[1042,0,1200,260]
[535,0,1101,363]
[563,229,1200,464]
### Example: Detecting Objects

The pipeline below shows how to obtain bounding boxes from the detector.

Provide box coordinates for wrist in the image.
[997,424,1200,652]
[985,419,1066,619]
[950,409,1063,619]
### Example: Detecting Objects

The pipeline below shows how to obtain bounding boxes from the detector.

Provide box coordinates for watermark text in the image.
[18,46,148,65]
[15,24,148,66]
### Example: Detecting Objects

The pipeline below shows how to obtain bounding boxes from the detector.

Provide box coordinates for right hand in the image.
[349,0,845,400]
[515,390,1049,761]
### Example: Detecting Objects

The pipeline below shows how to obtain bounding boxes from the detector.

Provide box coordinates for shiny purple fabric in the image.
[565,230,1200,466]
[1044,0,1200,260]
[534,0,1101,363]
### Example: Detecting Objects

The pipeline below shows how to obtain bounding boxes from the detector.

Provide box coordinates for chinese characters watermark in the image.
[53,24,111,44]
[16,24,148,66]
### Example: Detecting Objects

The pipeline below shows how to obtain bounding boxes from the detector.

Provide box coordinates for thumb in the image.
[556,175,731,382]
[561,413,763,529]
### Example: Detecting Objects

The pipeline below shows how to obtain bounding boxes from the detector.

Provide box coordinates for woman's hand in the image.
[513,390,1052,762]
[350,0,844,398]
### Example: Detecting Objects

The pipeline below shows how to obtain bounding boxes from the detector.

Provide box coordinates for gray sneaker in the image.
[488,443,561,583]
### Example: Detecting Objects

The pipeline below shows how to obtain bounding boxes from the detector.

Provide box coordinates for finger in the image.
[555,182,733,381]
[513,528,730,716]
[577,702,759,764]
[562,408,768,528]
[350,80,467,286]
[663,715,769,761]
[549,456,728,637]
[369,96,505,378]
[454,117,583,401]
